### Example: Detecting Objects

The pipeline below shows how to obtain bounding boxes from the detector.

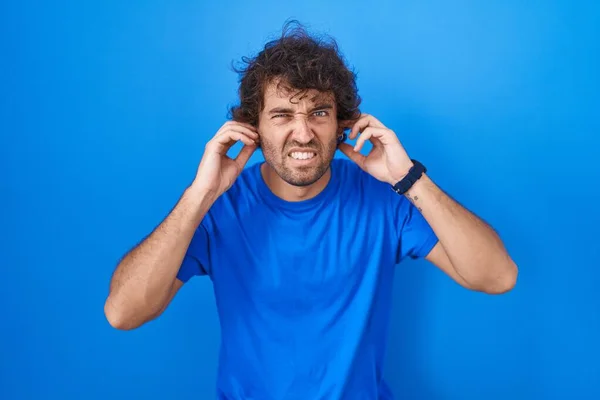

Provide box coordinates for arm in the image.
[104,120,259,330]
[339,114,517,294]
[104,186,215,330]
[407,173,518,294]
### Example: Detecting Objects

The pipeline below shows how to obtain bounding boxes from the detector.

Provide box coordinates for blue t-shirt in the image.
[177,158,439,399]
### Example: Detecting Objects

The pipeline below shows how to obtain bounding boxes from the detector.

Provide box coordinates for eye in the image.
[313,110,329,117]
[272,114,290,119]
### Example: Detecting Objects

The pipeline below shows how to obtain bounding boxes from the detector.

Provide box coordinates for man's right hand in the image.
[105,122,259,330]
[191,121,259,197]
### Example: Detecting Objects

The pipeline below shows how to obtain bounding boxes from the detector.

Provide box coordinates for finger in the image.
[234,143,257,169]
[223,131,256,147]
[218,124,259,141]
[353,127,372,152]
[209,131,255,155]
[217,127,260,149]
[349,115,370,140]
[216,123,259,143]
[354,127,389,152]
[360,114,385,128]
[338,143,366,169]
[349,114,384,140]
[224,120,258,133]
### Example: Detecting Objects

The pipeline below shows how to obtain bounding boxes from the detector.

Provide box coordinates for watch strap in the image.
[391,159,426,195]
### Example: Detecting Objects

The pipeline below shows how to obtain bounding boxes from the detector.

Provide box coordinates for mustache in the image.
[284,141,321,152]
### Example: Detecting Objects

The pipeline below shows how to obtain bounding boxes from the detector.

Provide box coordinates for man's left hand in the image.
[338,114,414,185]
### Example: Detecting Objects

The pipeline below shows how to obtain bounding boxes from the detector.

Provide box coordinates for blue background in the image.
[2,1,599,399]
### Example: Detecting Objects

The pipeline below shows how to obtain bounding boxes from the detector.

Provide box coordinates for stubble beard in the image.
[261,136,338,187]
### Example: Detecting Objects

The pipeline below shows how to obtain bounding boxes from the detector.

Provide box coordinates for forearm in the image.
[104,185,215,328]
[405,173,517,292]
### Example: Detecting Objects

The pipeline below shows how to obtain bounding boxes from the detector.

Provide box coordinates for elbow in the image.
[104,297,141,331]
[476,260,519,295]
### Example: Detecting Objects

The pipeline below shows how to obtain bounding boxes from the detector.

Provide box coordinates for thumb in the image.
[234,144,257,170]
[338,143,366,169]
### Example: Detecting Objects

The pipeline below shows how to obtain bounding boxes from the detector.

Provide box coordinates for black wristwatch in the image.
[391,159,426,195]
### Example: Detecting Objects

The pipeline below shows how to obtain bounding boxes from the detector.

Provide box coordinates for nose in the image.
[290,115,314,144]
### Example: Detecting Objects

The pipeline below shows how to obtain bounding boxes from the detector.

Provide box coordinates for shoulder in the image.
[332,157,398,198]
[217,162,262,207]
[231,161,262,195]
[333,158,416,225]
[200,162,262,230]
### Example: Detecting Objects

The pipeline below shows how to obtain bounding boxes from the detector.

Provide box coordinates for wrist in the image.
[387,161,415,186]
[188,180,216,197]
[185,184,217,211]
[403,172,430,196]
[390,159,427,195]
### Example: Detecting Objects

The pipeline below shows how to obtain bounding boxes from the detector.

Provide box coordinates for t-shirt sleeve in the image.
[176,222,211,282]
[395,196,439,263]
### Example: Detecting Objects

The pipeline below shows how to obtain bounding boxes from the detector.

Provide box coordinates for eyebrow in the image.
[267,103,334,114]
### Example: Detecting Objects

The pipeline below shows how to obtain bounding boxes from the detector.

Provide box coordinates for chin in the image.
[262,141,337,187]
[279,159,330,187]
[284,172,323,187]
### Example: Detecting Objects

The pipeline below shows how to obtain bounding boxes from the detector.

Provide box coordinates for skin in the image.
[257,82,344,202]
[258,80,517,294]
[338,114,518,294]
[104,120,260,330]
[104,79,517,331]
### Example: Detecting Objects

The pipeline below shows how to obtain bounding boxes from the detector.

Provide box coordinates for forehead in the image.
[262,80,335,109]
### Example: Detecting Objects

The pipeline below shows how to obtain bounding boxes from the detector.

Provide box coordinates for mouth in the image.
[287,150,318,166]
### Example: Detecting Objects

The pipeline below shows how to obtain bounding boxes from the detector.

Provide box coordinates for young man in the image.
[105,22,517,399]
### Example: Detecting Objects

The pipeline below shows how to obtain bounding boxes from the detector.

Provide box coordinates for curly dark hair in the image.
[228,20,361,127]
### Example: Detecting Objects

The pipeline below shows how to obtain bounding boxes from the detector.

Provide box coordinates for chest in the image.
[210,205,395,312]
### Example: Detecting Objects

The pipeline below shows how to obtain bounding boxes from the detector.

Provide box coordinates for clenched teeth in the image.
[290,152,315,160]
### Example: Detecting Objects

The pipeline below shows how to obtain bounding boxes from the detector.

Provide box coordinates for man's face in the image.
[257,81,340,187]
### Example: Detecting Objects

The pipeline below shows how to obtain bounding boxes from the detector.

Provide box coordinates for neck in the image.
[260,163,331,202]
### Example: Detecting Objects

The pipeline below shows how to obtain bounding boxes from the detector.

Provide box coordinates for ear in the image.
[254,132,261,148]
[336,130,347,147]
[255,122,262,148]
[338,119,354,131]
[337,120,353,147]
